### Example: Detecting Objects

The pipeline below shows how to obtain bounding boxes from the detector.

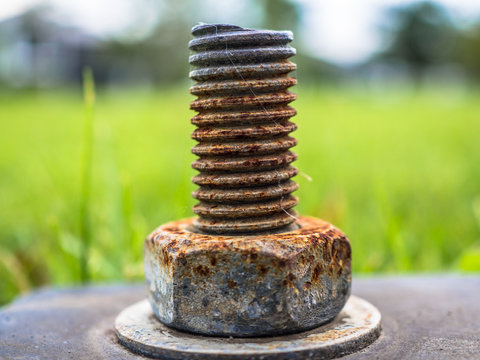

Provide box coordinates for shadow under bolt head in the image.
[144,217,351,337]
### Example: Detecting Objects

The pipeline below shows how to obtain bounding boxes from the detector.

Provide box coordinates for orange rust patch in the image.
[278,259,287,268]
[194,265,210,276]
[283,272,296,287]
[209,256,217,266]
[228,278,238,289]
[312,264,323,282]
[257,264,268,275]
[159,248,172,267]
[145,216,351,281]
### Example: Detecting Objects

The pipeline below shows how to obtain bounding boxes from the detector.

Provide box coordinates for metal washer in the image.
[115,295,381,360]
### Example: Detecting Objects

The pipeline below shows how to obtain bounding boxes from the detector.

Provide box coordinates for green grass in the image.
[0,85,479,305]
[79,68,96,283]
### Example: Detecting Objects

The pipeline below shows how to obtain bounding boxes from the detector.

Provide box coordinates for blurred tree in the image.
[458,24,480,80]
[259,0,300,32]
[103,0,192,87]
[378,1,459,82]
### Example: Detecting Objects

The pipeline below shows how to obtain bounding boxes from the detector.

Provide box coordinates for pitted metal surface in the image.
[115,296,380,360]
[144,216,351,337]
[189,23,299,234]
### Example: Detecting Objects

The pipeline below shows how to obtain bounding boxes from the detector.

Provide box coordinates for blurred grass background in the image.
[1,85,479,305]
[1,0,480,306]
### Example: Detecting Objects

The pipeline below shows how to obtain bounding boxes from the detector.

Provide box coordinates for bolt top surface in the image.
[191,23,293,38]
[192,23,246,35]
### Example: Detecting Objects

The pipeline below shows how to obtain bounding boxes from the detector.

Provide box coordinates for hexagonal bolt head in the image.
[144,217,351,337]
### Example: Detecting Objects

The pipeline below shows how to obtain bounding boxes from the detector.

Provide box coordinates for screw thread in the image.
[189,24,298,234]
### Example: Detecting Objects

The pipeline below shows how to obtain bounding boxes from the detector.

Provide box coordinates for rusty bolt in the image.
[144,23,352,337]
[189,23,299,235]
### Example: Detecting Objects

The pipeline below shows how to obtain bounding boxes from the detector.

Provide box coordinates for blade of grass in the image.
[0,249,30,293]
[79,67,95,283]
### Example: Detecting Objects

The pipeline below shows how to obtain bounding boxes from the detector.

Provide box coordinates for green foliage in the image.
[459,24,480,80]
[0,86,479,305]
[259,0,300,33]
[377,1,480,83]
[381,2,458,66]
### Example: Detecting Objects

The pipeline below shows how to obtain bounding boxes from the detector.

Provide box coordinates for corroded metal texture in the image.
[144,216,351,337]
[189,24,299,234]
[115,296,380,360]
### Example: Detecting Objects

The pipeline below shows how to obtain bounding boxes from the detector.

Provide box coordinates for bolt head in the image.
[144,217,351,337]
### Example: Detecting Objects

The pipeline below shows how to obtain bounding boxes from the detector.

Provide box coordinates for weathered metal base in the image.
[114,295,381,360]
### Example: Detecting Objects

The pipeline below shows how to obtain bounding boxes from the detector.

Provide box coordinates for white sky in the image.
[1,0,480,65]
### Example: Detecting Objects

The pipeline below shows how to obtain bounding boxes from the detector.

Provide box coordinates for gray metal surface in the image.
[144,217,351,337]
[0,276,479,359]
[115,296,380,360]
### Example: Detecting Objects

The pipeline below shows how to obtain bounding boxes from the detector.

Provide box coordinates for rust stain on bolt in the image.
[189,23,299,235]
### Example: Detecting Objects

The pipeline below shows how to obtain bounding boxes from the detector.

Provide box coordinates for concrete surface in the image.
[0,275,479,359]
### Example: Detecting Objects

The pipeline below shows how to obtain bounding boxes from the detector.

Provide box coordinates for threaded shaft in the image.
[189,24,298,234]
